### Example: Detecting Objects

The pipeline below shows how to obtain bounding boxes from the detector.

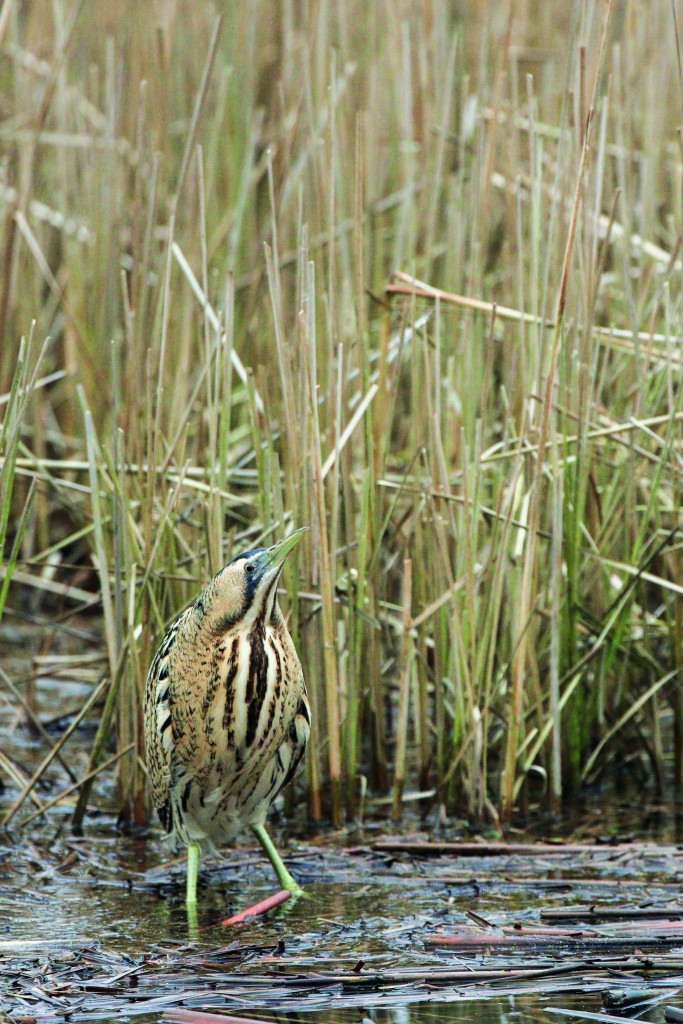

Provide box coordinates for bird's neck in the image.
[191,577,285,639]
[241,581,283,632]
[187,577,239,639]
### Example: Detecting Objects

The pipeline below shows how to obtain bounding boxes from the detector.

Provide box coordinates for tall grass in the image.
[1,0,683,829]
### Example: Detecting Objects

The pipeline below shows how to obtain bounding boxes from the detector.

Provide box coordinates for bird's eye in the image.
[245,563,255,575]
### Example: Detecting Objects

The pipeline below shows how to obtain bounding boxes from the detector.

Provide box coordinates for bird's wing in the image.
[143,609,189,830]
[275,687,311,797]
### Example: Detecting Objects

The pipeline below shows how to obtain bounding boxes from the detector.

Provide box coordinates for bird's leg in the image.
[251,823,303,898]
[186,841,200,905]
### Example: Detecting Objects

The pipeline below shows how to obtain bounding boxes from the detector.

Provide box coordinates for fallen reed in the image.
[1,1,682,828]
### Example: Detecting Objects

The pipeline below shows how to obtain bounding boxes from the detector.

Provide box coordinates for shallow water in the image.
[4,819,683,1023]
[2,625,683,1022]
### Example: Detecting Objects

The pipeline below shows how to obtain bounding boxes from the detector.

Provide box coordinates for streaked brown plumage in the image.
[144,528,310,901]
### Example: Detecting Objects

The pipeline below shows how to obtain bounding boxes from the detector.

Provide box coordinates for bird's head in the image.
[200,527,308,633]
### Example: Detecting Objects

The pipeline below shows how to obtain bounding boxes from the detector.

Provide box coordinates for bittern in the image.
[144,528,310,905]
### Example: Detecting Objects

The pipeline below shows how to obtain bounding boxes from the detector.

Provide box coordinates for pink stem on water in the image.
[221,888,291,926]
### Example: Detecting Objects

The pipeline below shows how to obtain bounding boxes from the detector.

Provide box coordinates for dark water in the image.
[2,626,683,1022]
[4,821,683,1023]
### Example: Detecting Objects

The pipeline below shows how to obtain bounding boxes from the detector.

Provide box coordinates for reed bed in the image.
[1,0,682,829]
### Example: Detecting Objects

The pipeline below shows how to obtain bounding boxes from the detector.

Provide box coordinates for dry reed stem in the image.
[392,557,413,822]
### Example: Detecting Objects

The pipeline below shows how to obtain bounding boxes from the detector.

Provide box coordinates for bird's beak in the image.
[263,527,308,572]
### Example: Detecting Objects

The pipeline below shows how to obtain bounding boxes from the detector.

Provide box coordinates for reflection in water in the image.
[211,993,636,1024]
[4,827,676,1024]
[0,633,678,1024]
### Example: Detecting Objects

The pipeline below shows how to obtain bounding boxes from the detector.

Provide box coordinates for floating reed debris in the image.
[169,1012,279,1024]
[425,934,683,949]
[221,890,291,926]
[542,906,683,922]
[547,1011,658,1024]
[369,839,683,857]
[8,943,683,1020]
[4,833,683,1020]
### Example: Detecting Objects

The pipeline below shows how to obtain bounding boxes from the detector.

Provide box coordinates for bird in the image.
[144,527,310,905]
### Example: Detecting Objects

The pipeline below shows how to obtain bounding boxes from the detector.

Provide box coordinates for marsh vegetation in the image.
[1,0,682,834]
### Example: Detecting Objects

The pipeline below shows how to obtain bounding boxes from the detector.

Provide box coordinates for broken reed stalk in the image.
[0,662,77,783]
[0,750,46,812]
[3,676,108,826]
[20,742,135,827]
[72,645,131,833]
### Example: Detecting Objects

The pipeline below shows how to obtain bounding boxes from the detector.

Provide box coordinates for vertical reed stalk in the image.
[303,260,342,825]
[501,0,615,823]
[392,557,413,822]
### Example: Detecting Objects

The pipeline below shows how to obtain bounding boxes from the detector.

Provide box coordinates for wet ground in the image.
[4,821,683,1023]
[5,794,683,1024]
[2,624,683,1023]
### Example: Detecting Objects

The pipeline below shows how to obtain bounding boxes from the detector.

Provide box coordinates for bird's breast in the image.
[205,623,303,778]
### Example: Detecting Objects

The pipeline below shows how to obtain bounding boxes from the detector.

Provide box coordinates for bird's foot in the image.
[280,871,305,900]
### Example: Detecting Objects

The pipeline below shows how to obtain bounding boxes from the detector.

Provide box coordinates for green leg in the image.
[251,823,303,898]
[186,841,200,906]
[186,899,198,936]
